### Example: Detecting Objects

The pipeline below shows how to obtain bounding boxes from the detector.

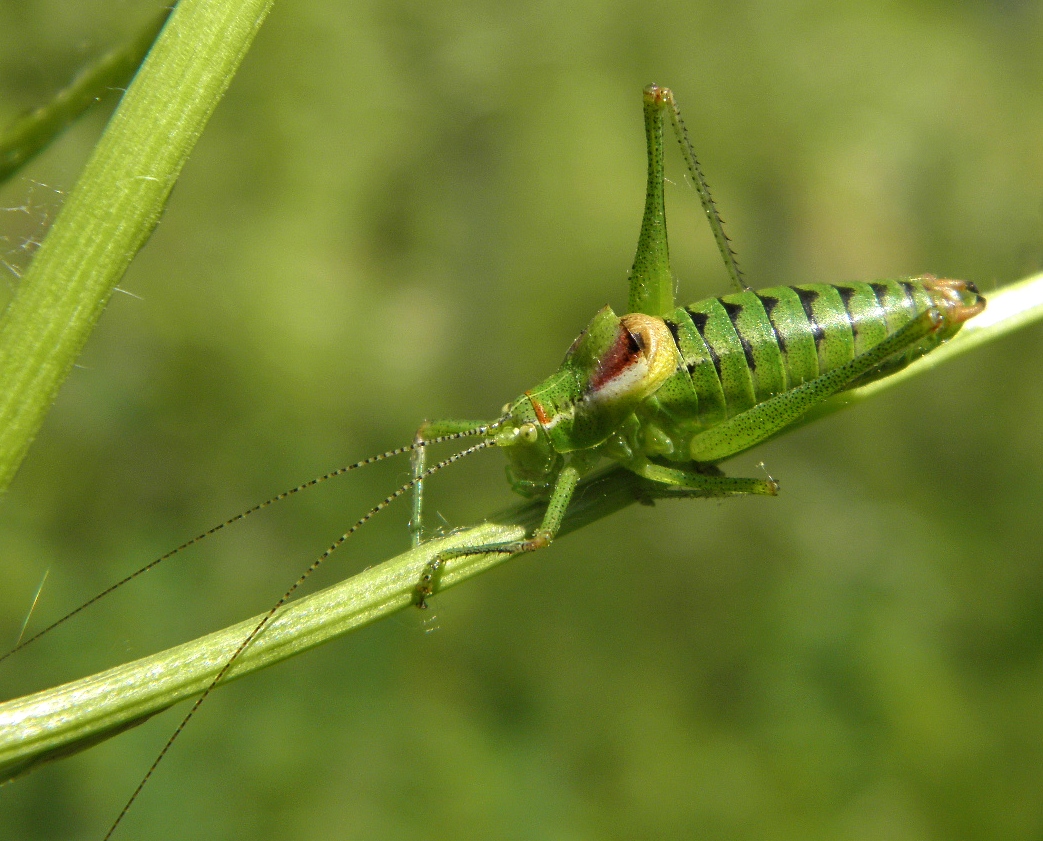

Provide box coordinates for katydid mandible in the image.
[5,84,985,841]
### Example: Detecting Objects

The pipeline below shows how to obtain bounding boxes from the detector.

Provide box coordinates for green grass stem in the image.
[0,269,1040,781]
[0,7,172,185]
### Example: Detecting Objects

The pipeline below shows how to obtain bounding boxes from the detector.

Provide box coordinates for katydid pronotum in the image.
[4,85,985,839]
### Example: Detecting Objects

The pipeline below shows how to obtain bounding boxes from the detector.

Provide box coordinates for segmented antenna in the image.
[2,424,500,665]
[103,436,497,841]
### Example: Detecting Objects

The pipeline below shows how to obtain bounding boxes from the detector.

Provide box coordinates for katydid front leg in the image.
[409,428,426,548]
[410,418,498,549]
[414,451,594,609]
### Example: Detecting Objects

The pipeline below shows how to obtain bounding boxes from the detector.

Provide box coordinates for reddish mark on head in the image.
[525,392,552,426]
[588,326,642,394]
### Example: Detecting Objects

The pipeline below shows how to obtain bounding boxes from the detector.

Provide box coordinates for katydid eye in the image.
[626,326,647,355]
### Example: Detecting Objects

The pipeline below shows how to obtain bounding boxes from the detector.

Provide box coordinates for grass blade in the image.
[0,0,274,493]
[0,7,172,185]
[1,269,1040,779]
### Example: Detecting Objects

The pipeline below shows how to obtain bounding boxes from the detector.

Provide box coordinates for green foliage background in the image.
[2,1,1042,839]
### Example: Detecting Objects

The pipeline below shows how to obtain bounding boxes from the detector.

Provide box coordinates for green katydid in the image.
[3,84,984,840]
[408,83,984,606]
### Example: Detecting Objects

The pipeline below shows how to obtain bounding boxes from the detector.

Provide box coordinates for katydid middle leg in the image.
[627,458,779,498]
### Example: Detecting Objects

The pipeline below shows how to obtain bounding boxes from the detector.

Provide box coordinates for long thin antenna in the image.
[1,425,499,665]
[102,437,496,840]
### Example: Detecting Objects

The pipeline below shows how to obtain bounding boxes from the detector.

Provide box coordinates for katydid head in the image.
[523,306,677,450]
[493,398,564,498]
[494,306,678,496]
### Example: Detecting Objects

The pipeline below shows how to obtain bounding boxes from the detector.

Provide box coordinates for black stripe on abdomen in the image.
[721,299,757,373]
[686,308,723,381]
[794,286,825,351]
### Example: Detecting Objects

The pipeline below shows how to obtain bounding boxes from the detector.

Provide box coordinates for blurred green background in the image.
[2,1,1043,839]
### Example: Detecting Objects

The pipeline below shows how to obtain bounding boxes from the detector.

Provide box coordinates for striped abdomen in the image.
[656,276,984,430]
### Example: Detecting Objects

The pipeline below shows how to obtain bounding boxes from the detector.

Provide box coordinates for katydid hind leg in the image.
[628,84,676,317]
[654,85,747,293]
[629,85,750,314]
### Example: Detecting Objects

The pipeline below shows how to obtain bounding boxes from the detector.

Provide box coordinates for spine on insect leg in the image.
[637,276,984,460]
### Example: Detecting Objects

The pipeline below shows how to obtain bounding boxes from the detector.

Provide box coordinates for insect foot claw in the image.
[526,533,552,552]
[414,558,445,609]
